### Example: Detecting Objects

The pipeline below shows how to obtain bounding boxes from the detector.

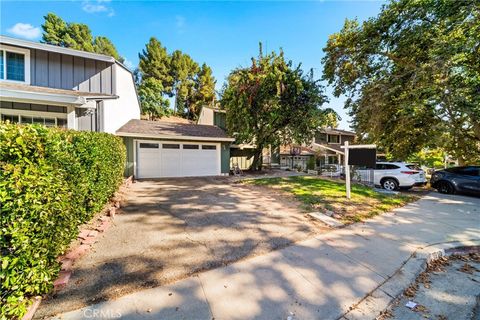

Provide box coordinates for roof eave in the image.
[115,131,235,142]
[0,88,87,105]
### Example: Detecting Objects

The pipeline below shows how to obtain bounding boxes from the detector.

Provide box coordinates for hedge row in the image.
[0,123,126,319]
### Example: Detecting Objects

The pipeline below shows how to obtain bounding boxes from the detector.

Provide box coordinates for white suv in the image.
[373,162,427,190]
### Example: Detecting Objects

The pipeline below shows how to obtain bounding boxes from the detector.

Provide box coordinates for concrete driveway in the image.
[38,177,326,317]
[54,192,480,320]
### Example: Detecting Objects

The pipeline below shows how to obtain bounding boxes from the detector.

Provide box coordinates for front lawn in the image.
[244,176,417,223]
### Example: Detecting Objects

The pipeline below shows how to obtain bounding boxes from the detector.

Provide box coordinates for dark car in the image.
[430,166,480,196]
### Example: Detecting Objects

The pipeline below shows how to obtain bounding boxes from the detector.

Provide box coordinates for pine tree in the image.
[41,13,121,60]
[138,37,173,94]
[93,36,120,60]
[41,13,68,46]
[190,63,216,119]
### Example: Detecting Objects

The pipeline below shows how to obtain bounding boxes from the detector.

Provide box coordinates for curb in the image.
[341,240,480,320]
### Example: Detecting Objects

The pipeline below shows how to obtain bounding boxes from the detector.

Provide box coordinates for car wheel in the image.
[437,181,454,194]
[382,178,399,191]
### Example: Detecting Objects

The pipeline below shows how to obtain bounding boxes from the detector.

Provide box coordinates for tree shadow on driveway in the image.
[37,177,328,318]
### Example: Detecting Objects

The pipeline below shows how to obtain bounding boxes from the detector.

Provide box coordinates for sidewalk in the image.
[54,193,480,320]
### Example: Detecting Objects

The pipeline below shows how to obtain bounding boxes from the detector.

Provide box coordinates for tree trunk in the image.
[251,146,264,171]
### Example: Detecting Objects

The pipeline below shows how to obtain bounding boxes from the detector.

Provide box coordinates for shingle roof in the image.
[321,128,355,136]
[279,145,315,155]
[116,119,234,141]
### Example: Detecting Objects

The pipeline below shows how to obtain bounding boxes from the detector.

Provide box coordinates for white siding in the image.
[197,107,214,125]
[102,64,140,133]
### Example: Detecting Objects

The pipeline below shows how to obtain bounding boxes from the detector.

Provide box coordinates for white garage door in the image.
[136,141,220,178]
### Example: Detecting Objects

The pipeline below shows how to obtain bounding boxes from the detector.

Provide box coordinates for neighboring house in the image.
[117,119,234,178]
[310,128,356,166]
[0,35,140,133]
[278,145,315,170]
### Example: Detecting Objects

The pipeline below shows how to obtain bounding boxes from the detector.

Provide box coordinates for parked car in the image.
[430,166,480,196]
[372,162,427,191]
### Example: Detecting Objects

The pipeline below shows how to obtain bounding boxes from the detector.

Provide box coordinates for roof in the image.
[0,81,117,105]
[321,128,355,136]
[116,119,235,142]
[1,35,115,63]
[279,145,315,156]
[311,143,345,155]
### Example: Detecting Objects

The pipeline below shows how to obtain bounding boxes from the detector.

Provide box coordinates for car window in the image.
[459,167,480,176]
[385,164,400,170]
[445,167,462,173]
[406,164,421,170]
[375,164,385,170]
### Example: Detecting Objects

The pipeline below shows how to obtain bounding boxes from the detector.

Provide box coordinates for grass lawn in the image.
[244,176,418,224]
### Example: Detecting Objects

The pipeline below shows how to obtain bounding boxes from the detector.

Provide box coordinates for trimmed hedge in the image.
[0,123,126,319]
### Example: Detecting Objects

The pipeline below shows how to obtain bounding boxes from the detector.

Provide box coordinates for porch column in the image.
[67,106,76,130]
[338,153,341,165]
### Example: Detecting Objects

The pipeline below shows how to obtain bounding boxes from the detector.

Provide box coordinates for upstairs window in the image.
[0,45,30,84]
[328,134,340,143]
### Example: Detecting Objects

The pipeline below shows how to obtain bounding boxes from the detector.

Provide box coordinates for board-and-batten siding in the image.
[30,49,115,95]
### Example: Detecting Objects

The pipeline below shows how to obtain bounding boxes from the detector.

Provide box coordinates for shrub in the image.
[0,123,126,319]
[307,157,316,170]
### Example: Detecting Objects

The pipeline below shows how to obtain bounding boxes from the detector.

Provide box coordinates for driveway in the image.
[38,177,327,317]
[54,192,480,320]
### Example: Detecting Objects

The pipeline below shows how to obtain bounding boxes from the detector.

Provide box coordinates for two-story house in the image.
[0,36,236,179]
[0,35,140,133]
[275,128,356,170]
[311,128,356,165]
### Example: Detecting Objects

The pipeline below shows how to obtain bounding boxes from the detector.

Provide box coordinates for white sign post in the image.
[344,141,351,199]
[341,141,376,200]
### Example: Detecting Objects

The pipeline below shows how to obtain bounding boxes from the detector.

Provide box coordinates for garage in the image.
[116,119,235,178]
[136,141,220,178]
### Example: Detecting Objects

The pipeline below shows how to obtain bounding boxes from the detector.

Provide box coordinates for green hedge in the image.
[0,123,126,319]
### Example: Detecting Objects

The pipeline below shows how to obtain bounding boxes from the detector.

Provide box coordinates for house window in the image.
[0,45,30,84]
[315,133,327,144]
[328,135,340,143]
[1,114,19,123]
[0,113,66,127]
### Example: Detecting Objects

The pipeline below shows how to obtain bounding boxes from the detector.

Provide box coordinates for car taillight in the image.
[401,171,419,175]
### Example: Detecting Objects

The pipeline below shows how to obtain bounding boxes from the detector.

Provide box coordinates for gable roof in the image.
[116,119,235,142]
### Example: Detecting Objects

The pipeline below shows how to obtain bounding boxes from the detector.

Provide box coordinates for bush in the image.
[307,157,316,170]
[0,123,126,319]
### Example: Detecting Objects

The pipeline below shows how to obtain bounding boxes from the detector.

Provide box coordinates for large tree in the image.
[41,13,122,60]
[322,0,480,165]
[221,46,332,170]
[138,38,173,93]
[170,50,199,117]
[191,63,216,119]
[137,78,171,120]
[137,38,216,120]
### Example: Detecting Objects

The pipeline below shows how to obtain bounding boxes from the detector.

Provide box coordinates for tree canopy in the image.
[41,13,122,61]
[137,37,216,120]
[322,0,480,164]
[221,45,333,170]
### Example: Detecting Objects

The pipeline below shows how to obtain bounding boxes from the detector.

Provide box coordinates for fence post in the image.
[344,141,351,199]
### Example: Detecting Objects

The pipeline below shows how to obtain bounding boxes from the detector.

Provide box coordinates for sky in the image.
[1,0,386,129]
